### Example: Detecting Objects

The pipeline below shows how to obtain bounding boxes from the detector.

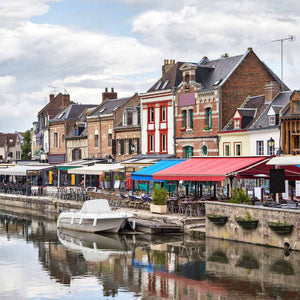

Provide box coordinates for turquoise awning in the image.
[131,159,185,181]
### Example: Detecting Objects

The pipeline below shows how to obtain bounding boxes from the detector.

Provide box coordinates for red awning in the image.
[152,156,271,182]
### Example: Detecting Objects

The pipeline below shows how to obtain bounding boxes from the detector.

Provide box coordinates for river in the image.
[0,211,299,299]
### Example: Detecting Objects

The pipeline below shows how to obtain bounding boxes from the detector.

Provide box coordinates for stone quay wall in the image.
[206,202,300,250]
[0,194,81,220]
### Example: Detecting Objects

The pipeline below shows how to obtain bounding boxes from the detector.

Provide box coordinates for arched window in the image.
[205,107,212,128]
[183,146,193,158]
[186,75,190,86]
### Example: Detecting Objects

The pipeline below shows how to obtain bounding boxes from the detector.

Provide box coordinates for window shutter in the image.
[129,138,132,154]
[112,139,116,156]
[121,139,124,154]
[72,149,75,161]
[79,149,82,159]
[136,138,140,154]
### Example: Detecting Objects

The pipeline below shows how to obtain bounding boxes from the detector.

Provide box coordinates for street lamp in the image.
[268,137,284,156]
[106,155,113,163]
[131,144,136,153]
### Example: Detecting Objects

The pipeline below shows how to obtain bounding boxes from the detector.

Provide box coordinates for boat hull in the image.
[57,213,127,233]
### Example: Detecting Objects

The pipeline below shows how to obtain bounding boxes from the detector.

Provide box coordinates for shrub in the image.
[105,175,110,182]
[152,184,168,205]
[228,187,251,205]
[118,175,124,182]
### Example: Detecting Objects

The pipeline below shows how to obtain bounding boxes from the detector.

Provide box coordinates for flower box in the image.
[235,217,259,229]
[267,222,293,234]
[207,214,228,226]
[180,127,186,132]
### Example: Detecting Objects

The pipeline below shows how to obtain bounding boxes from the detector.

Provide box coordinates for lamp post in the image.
[131,144,136,154]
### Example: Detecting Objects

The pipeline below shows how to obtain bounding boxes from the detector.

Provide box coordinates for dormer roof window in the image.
[269,115,275,126]
[232,109,242,129]
[155,81,162,90]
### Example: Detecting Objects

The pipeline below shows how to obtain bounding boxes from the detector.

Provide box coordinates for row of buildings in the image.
[11,47,300,164]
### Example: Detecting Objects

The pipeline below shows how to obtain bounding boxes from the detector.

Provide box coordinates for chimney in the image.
[102,87,117,103]
[162,59,175,76]
[264,81,281,103]
[49,94,54,102]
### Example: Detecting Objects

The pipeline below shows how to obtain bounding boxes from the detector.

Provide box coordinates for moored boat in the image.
[57,199,132,233]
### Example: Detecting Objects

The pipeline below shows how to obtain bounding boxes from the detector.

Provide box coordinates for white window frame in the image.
[256,140,264,155]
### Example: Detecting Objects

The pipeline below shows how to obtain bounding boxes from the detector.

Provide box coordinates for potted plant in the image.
[150,184,168,214]
[119,175,124,189]
[267,221,293,234]
[235,212,259,229]
[114,174,120,189]
[203,126,211,131]
[228,187,251,204]
[104,175,110,189]
[207,214,228,226]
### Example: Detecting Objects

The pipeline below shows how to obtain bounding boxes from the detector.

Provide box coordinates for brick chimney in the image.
[49,94,54,102]
[102,87,117,103]
[264,81,281,103]
[62,93,70,107]
[162,59,175,77]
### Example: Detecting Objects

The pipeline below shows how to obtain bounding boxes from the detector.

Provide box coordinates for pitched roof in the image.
[147,62,185,92]
[252,91,293,128]
[0,133,18,147]
[90,97,131,117]
[50,104,97,123]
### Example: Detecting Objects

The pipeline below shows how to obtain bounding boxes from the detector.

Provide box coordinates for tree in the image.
[21,130,31,160]
[220,53,230,58]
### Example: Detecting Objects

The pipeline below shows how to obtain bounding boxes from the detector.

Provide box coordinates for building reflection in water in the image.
[1,213,300,299]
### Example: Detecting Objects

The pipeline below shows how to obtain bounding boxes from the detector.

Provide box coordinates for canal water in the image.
[0,212,299,300]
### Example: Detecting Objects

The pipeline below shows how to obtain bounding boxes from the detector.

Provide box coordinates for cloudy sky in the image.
[0,0,299,132]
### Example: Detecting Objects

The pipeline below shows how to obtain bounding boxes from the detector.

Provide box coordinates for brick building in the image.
[34,93,71,161]
[0,133,22,162]
[174,48,288,157]
[87,90,140,161]
[48,104,97,164]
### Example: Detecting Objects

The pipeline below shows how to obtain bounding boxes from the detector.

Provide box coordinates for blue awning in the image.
[131,159,185,181]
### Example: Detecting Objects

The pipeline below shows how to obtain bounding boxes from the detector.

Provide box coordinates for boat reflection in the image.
[57,229,130,262]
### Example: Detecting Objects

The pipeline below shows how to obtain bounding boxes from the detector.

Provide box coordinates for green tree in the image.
[220,53,230,58]
[21,130,31,160]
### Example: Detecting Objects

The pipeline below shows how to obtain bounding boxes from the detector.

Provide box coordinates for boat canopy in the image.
[80,199,111,214]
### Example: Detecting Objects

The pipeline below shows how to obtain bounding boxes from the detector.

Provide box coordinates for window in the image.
[235,143,241,156]
[224,144,230,156]
[186,75,190,87]
[161,106,167,122]
[182,110,187,128]
[118,140,122,155]
[75,128,79,136]
[189,109,193,129]
[72,148,82,161]
[294,136,300,149]
[269,115,275,126]
[205,107,212,128]
[148,107,154,123]
[133,138,139,154]
[202,145,208,156]
[161,80,169,89]
[94,134,99,147]
[292,100,300,114]
[149,134,154,152]
[108,134,112,147]
[155,81,162,90]
[54,132,59,148]
[234,119,241,129]
[161,133,167,152]
[125,139,129,154]
[256,140,264,155]
[183,146,193,158]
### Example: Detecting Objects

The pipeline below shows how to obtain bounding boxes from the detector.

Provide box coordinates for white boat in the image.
[57,199,132,233]
[57,229,130,262]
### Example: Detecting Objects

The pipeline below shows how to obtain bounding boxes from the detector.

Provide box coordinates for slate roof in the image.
[223,91,293,131]
[50,104,97,123]
[196,54,243,89]
[0,133,18,147]
[147,62,185,92]
[251,91,293,129]
[147,49,288,94]
[90,97,131,117]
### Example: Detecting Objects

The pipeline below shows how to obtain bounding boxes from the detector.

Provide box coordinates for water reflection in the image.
[1,212,300,299]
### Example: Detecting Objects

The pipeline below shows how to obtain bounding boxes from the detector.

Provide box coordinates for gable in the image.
[233,110,242,119]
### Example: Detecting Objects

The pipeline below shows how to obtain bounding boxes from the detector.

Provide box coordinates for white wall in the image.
[249,128,280,156]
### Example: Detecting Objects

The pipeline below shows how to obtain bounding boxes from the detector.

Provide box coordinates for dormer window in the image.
[234,119,241,129]
[269,115,276,126]
[292,100,300,114]
[185,75,190,89]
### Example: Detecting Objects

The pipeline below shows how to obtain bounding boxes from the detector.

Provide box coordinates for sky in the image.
[0,0,300,132]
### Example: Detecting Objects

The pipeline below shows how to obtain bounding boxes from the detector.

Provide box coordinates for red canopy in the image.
[153,156,271,182]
